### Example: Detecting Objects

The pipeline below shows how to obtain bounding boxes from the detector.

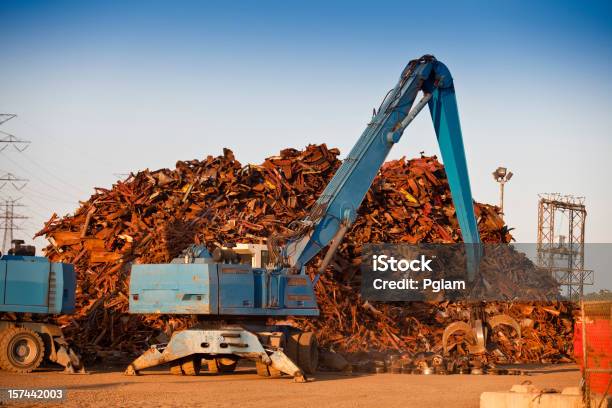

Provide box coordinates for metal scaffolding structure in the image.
[536,193,592,299]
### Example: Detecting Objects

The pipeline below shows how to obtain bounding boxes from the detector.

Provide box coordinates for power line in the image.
[16,116,116,168]
[0,189,65,228]
[0,150,87,197]
[0,114,87,197]
[18,151,89,196]
[23,187,80,206]
[14,199,52,222]
[0,114,89,251]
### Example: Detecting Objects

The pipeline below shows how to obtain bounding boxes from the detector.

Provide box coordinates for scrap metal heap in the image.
[32,144,574,366]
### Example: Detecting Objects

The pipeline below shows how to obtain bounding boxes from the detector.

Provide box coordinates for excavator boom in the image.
[280,55,481,272]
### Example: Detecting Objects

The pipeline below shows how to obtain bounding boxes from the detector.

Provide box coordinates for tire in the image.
[0,328,7,367]
[217,358,237,373]
[207,357,237,373]
[285,332,300,363]
[297,332,318,374]
[0,327,45,373]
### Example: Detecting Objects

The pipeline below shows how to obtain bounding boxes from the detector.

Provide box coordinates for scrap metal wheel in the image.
[297,332,318,374]
[206,357,237,373]
[0,327,45,373]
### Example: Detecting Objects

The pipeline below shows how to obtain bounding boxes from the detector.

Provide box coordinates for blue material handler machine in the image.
[125,55,505,381]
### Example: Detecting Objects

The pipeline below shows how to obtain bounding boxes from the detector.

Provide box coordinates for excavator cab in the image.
[219,243,270,268]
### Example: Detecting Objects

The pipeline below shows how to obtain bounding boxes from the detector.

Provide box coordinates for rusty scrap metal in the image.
[30,144,573,368]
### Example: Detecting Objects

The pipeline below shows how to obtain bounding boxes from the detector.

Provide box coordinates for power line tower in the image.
[0,172,29,191]
[0,172,30,253]
[0,114,34,252]
[0,198,28,253]
[0,114,31,152]
[0,114,17,126]
[536,193,593,299]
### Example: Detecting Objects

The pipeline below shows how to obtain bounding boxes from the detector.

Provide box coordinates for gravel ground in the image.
[0,363,580,408]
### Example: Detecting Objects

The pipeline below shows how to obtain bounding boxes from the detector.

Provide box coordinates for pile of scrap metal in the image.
[316,301,575,374]
[35,144,572,366]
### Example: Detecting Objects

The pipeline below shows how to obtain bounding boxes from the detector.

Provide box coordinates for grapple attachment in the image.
[442,314,521,356]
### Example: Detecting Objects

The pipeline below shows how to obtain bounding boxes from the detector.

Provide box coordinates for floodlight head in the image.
[492,166,508,181]
[506,171,514,181]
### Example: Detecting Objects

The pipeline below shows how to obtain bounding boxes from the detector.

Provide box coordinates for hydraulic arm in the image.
[276,55,481,274]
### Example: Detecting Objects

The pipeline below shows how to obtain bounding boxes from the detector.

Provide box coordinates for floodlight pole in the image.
[492,167,513,217]
[499,181,505,214]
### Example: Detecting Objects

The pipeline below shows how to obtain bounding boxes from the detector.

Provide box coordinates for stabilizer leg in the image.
[268,349,306,382]
[125,345,167,375]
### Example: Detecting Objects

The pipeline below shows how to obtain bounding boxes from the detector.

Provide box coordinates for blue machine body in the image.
[130,258,318,316]
[129,55,481,318]
[0,254,76,314]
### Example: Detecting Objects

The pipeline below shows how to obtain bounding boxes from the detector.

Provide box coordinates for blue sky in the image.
[1,0,611,260]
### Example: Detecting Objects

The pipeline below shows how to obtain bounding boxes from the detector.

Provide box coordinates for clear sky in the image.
[1,1,611,259]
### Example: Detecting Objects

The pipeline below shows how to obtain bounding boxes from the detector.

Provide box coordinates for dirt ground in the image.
[0,362,580,408]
